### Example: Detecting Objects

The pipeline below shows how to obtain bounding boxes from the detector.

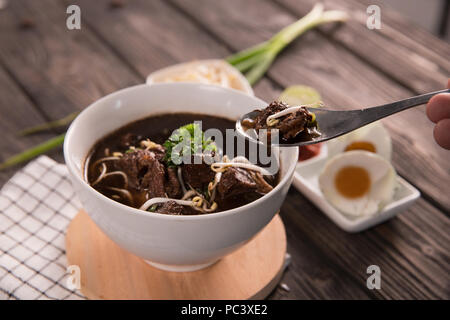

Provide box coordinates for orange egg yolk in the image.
[334,166,371,198]
[344,141,376,153]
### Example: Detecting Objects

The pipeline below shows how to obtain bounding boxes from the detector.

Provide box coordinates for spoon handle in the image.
[357,88,450,126]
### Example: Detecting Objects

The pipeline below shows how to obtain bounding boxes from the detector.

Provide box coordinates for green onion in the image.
[18,111,79,136]
[227,4,347,85]
[0,134,65,170]
[163,123,216,167]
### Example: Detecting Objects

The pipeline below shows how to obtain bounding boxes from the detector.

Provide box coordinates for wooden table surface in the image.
[0,0,449,300]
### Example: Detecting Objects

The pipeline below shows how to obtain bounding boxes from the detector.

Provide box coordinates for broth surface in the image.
[86,113,278,214]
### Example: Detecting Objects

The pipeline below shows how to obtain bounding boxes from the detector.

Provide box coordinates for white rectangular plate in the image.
[292,153,420,232]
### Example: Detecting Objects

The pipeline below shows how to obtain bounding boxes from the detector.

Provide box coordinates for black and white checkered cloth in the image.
[0,156,85,300]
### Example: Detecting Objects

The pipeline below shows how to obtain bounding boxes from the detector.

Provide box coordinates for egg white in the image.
[319,150,396,217]
[327,121,392,161]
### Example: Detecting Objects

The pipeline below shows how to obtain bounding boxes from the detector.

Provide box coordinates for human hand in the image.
[426,79,450,149]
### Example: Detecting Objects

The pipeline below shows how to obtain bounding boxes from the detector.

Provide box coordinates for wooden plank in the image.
[61,0,373,300]
[168,0,450,299]
[0,66,62,186]
[1,0,447,299]
[268,213,373,299]
[354,0,450,72]
[281,188,450,299]
[169,0,450,211]
[0,0,141,121]
[69,0,279,102]
[274,0,450,93]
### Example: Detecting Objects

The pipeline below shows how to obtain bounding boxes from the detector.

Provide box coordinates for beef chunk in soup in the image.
[217,167,258,199]
[145,141,166,162]
[117,149,166,197]
[87,114,280,215]
[156,201,184,215]
[181,157,215,189]
[165,167,182,198]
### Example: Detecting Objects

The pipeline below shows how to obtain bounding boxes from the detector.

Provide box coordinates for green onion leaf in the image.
[18,112,79,136]
[163,123,217,167]
[227,4,347,85]
[0,134,65,170]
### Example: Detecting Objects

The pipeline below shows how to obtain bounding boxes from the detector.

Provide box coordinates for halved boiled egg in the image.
[319,150,396,217]
[327,121,392,161]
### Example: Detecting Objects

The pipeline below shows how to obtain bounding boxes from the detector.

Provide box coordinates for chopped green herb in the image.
[163,123,217,166]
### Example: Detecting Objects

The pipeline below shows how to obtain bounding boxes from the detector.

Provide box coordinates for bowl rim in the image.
[64,83,298,221]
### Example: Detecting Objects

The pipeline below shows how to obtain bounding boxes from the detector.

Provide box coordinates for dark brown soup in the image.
[85,113,278,215]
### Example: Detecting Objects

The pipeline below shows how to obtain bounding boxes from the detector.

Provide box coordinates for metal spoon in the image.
[236,89,449,146]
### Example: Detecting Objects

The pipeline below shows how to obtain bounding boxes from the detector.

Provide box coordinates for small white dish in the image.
[146,59,254,96]
[292,156,420,232]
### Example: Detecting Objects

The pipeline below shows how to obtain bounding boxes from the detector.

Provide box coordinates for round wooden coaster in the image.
[66,210,287,300]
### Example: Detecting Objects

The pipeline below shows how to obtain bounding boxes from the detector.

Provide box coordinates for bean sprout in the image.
[177,166,187,194]
[107,187,133,206]
[140,139,160,151]
[92,156,121,168]
[266,103,321,126]
[139,197,196,211]
[192,196,203,207]
[92,171,129,189]
[211,162,272,176]
[202,201,218,213]
[90,163,107,186]
[250,171,273,193]
[181,190,197,200]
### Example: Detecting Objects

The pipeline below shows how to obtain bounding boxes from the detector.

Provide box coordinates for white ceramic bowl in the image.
[64,83,298,272]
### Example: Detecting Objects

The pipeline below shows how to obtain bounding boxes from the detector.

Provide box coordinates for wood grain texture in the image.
[63,0,377,299]
[0,0,141,183]
[0,0,141,121]
[168,0,450,298]
[69,0,280,101]
[0,66,62,185]
[0,0,448,300]
[169,0,450,210]
[274,0,450,93]
[66,211,287,300]
[281,188,450,299]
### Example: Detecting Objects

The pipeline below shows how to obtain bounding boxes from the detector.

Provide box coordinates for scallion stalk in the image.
[0,134,65,170]
[226,4,348,85]
[18,111,79,136]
